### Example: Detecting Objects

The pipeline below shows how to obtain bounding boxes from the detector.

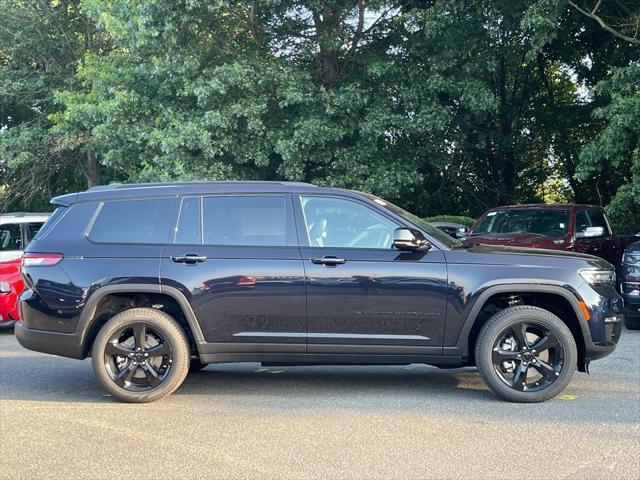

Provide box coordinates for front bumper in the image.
[578,283,624,361]
[621,293,640,319]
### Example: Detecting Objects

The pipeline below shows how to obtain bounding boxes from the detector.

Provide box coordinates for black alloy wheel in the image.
[476,306,577,403]
[92,308,190,403]
[104,322,173,391]
[491,321,563,392]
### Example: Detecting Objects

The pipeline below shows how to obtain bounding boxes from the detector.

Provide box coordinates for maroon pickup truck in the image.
[464,204,638,267]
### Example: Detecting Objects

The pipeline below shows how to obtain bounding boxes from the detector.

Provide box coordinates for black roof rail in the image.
[86,181,316,192]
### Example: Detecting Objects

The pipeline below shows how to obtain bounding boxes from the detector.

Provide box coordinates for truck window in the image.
[586,210,611,236]
[0,224,22,251]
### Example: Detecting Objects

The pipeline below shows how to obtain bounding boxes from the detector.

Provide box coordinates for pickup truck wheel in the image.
[475,306,577,403]
[91,308,190,403]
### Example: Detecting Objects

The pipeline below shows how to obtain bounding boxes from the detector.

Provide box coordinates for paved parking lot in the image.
[1,327,639,480]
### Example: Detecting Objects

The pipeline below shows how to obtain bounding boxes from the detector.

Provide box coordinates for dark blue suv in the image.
[16,182,625,403]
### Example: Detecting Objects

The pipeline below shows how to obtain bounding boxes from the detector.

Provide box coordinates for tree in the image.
[0,0,113,212]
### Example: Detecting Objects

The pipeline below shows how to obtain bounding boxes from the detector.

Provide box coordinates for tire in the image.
[189,358,207,373]
[624,315,640,330]
[475,306,577,403]
[91,308,190,403]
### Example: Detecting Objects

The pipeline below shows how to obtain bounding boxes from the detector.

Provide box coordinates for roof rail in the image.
[86,181,315,191]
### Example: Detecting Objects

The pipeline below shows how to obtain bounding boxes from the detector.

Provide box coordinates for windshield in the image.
[472,209,569,236]
[360,193,462,248]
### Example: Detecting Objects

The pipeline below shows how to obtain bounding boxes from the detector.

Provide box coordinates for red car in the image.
[0,213,50,328]
[464,204,638,268]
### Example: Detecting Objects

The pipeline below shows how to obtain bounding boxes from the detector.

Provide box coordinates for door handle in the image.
[311,256,346,266]
[171,254,207,264]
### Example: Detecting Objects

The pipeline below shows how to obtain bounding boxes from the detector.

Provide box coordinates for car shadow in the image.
[0,348,495,405]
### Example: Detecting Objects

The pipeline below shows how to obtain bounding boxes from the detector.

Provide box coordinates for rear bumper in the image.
[14,322,84,359]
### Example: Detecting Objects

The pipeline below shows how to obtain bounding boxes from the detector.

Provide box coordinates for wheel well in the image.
[467,292,586,368]
[83,292,197,356]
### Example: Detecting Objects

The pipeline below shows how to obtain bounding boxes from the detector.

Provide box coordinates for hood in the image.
[463,233,568,249]
[455,243,613,269]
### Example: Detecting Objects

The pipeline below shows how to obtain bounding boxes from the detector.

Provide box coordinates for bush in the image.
[423,215,476,227]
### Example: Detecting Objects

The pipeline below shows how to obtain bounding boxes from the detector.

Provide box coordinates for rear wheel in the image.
[475,306,577,403]
[92,308,190,403]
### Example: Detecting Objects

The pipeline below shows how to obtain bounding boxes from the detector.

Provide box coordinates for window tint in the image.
[175,197,201,244]
[587,210,610,235]
[203,196,292,246]
[90,199,175,244]
[301,196,397,249]
[0,224,22,251]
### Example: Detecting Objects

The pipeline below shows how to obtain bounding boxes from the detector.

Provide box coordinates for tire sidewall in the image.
[91,308,190,403]
[476,307,577,403]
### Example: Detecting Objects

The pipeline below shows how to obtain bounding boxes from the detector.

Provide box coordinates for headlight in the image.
[623,252,640,265]
[579,269,616,286]
[0,281,11,294]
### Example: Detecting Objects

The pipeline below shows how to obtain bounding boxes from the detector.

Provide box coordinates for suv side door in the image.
[294,194,447,355]
[161,194,307,353]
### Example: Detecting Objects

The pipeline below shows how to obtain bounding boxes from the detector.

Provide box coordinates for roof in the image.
[51,181,352,206]
[0,212,50,224]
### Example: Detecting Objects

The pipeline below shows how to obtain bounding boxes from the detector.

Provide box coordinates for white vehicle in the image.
[0,213,50,263]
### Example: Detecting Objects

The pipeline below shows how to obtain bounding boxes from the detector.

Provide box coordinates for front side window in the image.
[0,224,22,251]
[90,198,176,244]
[301,196,397,249]
[203,196,292,246]
[586,209,611,235]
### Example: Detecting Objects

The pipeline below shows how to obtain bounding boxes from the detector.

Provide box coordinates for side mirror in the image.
[393,228,431,251]
[575,226,604,239]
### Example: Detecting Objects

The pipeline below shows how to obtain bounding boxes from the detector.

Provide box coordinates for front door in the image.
[295,195,447,355]
[161,194,306,353]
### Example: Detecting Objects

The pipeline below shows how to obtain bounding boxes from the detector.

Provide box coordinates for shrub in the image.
[423,215,476,227]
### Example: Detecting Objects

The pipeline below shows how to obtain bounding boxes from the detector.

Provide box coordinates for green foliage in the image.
[579,64,640,233]
[1,0,639,226]
[423,215,476,227]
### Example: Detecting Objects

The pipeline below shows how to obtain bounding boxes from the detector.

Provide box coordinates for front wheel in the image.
[92,308,190,403]
[475,306,577,403]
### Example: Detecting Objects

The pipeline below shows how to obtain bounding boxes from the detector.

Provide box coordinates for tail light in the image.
[22,253,63,266]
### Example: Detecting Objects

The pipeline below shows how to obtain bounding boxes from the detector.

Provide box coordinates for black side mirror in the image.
[393,227,431,251]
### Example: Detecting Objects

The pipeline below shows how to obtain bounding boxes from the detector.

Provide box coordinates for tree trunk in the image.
[84,151,101,187]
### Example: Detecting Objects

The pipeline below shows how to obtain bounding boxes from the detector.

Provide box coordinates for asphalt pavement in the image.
[1,327,639,479]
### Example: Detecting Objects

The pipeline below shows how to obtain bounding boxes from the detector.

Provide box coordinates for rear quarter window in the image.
[89,198,177,244]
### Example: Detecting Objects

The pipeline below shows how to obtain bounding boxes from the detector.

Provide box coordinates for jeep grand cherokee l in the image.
[16,182,624,403]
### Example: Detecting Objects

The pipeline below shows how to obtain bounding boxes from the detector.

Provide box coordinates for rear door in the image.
[161,194,306,352]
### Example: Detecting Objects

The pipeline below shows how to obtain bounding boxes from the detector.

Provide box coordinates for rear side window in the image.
[0,224,22,251]
[202,196,293,246]
[89,198,176,244]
